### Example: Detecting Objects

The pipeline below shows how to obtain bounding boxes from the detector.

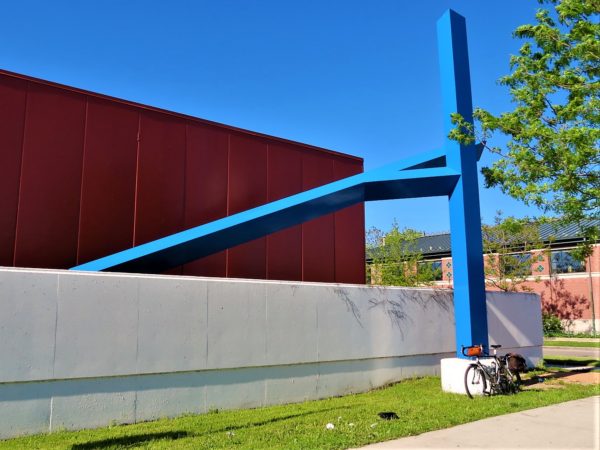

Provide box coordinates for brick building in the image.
[369,220,599,333]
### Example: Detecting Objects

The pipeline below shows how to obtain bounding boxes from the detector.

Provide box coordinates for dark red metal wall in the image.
[0,69,365,284]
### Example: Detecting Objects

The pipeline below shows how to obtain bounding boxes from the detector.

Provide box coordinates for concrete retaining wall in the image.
[0,268,542,438]
[564,319,600,334]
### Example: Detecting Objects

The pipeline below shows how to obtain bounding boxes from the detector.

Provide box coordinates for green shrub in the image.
[542,313,564,335]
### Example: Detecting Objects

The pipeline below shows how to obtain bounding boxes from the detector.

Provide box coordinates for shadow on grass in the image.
[71,431,189,449]
[217,405,351,433]
[544,358,600,368]
[70,406,349,448]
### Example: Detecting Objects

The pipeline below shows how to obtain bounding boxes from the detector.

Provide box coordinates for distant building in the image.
[368,220,599,333]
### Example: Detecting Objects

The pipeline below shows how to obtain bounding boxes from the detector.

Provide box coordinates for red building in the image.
[0,69,365,283]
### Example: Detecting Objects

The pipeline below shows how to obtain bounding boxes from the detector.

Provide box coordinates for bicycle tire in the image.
[464,364,488,399]
[507,370,522,393]
[498,360,521,394]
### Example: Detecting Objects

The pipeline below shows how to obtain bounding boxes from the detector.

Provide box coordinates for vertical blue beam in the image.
[437,10,489,356]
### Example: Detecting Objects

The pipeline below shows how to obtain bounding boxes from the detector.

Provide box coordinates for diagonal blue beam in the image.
[70,142,484,274]
[71,166,459,273]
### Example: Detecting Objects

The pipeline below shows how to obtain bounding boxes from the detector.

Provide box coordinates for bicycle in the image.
[462,344,521,399]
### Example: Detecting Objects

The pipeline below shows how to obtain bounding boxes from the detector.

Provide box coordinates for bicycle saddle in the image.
[490,344,502,349]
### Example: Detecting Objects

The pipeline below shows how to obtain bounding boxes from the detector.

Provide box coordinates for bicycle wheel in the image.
[464,364,488,398]
[500,357,522,394]
[506,370,522,393]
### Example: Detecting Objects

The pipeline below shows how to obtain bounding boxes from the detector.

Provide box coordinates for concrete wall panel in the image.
[265,283,318,365]
[53,272,139,379]
[368,357,414,387]
[206,279,267,369]
[317,285,381,361]
[487,291,543,348]
[0,383,51,438]
[316,286,455,362]
[205,367,266,411]
[50,377,136,431]
[0,268,542,438]
[0,270,57,382]
[137,277,208,373]
[265,364,319,405]
[317,359,379,397]
[135,372,206,421]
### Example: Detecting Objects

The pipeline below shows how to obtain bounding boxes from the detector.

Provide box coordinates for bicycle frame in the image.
[462,345,520,397]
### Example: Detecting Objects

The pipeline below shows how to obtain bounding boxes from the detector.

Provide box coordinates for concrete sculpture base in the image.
[441,357,500,395]
[442,358,475,395]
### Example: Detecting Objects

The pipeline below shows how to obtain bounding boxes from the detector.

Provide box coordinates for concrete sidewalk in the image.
[355,396,599,449]
[545,338,600,343]
[544,346,600,358]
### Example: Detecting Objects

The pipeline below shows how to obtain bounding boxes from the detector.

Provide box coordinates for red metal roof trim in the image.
[0,68,363,163]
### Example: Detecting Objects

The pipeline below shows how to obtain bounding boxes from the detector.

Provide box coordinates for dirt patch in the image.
[522,383,565,391]
[558,371,600,384]
[523,370,600,390]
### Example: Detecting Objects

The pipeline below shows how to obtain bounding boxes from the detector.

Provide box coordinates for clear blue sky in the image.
[1,0,545,234]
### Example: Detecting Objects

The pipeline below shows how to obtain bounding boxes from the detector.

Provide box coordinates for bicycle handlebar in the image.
[461,344,484,357]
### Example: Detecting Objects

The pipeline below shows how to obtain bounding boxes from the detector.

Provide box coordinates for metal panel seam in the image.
[334,206,338,282]
[265,144,270,278]
[11,82,29,266]
[300,155,305,281]
[132,113,142,246]
[331,159,337,282]
[225,133,231,276]
[181,124,188,245]
[75,98,90,264]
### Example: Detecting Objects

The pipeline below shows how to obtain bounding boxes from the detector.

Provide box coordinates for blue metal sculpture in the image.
[437,10,489,357]
[72,9,489,357]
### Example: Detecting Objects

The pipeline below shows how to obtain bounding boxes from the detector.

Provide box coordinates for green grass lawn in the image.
[1,377,598,450]
[544,340,600,348]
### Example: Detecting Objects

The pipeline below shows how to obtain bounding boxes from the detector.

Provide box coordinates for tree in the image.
[451,0,599,256]
[481,212,546,292]
[366,221,439,287]
[367,214,545,291]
